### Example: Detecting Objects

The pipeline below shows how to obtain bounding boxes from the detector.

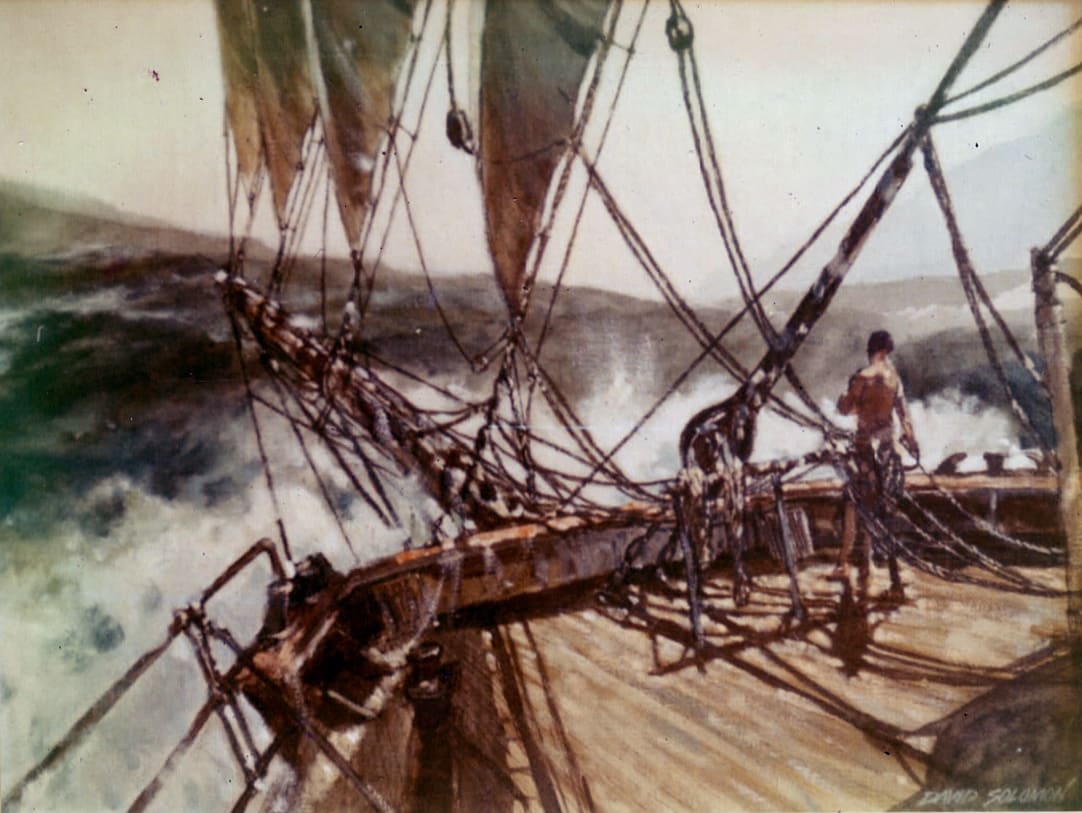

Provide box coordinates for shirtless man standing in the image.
[833,330,920,589]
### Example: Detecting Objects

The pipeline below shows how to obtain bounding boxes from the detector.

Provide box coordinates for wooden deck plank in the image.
[484,561,1067,811]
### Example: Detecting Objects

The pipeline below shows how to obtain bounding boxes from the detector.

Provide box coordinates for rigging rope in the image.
[517,343,661,503]
[907,465,1064,559]
[512,0,627,322]
[580,151,832,436]
[324,403,422,513]
[659,0,1014,645]
[223,114,239,264]
[184,619,258,784]
[340,0,438,319]
[208,622,397,813]
[827,458,1062,597]
[668,0,778,349]
[269,372,367,555]
[628,126,912,440]
[218,0,1073,578]
[1043,203,1082,260]
[221,0,932,535]
[951,239,1047,392]
[525,0,650,408]
[231,162,268,276]
[890,502,1062,597]
[4,541,291,811]
[1,629,183,810]
[442,0,475,154]
[269,115,324,292]
[127,689,225,813]
[541,120,924,506]
[228,735,284,813]
[920,135,1051,451]
[518,1,653,504]
[327,356,651,505]
[221,94,270,277]
[356,0,441,315]
[260,344,469,521]
[387,116,495,369]
[943,15,1082,106]
[226,307,294,564]
[467,0,632,508]
[364,350,478,406]
[933,60,1082,124]
[355,347,669,503]
[229,0,541,534]
[899,495,1058,590]
[320,165,332,333]
[506,354,541,502]
[601,123,915,460]
[276,131,328,291]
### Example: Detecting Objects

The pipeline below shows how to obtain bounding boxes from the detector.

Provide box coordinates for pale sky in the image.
[1,0,1079,299]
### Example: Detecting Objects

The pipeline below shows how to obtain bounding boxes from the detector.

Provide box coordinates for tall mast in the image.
[1031,250,1082,651]
[732,0,1008,417]
[673,0,1010,645]
[678,0,1009,468]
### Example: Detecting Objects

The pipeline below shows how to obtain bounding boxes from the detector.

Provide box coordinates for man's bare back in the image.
[831,330,918,590]
[838,357,917,452]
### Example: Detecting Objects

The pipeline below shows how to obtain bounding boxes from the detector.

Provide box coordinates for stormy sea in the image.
[1,185,1075,811]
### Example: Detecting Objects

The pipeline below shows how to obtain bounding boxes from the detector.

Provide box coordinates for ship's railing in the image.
[3,540,289,813]
[5,534,406,813]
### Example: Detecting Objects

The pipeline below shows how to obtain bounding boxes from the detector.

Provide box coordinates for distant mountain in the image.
[859,105,1081,281]
[3,176,1079,518]
[0,180,234,260]
[3,174,1077,414]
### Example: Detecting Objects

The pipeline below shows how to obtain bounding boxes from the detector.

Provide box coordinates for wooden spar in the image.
[720,0,1010,424]
[672,0,1009,644]
[217,273,529,530]
[1031,249,1082,648]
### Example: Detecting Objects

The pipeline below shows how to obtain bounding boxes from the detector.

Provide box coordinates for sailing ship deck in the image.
[290,556,1067,812]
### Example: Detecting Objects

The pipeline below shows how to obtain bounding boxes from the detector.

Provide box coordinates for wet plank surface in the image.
[483,560,1067,812]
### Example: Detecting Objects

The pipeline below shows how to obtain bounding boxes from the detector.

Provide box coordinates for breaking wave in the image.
[0,260,1042,811]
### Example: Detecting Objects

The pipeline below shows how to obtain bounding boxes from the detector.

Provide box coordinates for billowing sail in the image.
[217,0,610,300]
[251,0,318,227]
[308,0,416,248]
[214,0,262,203]
[215,0,318,228]
[478,0,610,313]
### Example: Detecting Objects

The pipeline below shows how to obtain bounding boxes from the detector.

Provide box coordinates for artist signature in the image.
[916,779,1077,809]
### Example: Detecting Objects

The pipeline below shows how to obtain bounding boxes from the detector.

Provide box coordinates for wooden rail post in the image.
[1031,249,1082,649]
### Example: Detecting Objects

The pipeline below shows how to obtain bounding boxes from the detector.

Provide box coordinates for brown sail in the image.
[309,0,417,248]
[8,3,1082,812]
[478,0,610,313]
[215,0,318,229]
[213,0,262,204]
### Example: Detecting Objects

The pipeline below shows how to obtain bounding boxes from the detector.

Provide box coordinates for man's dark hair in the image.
[867,330,894,356]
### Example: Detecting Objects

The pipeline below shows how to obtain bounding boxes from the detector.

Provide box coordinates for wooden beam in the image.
[1031,249,1082,648]
[740,0,1009,408]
